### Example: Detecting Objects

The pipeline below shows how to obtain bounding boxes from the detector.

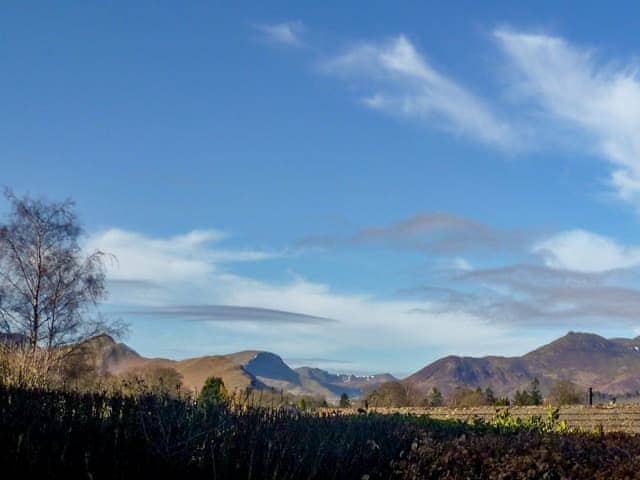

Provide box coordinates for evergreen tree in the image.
[513,378,543,406]
[339,392,351,408]
[529,378,543,405]
[426,387,444,407]
[513,389,528,406]
[198,376,228,407]
[484,387,496,405]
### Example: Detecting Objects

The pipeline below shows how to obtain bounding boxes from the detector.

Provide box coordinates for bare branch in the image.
[0,189,123,350]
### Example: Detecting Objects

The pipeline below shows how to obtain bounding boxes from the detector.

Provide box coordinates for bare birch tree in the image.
[0,189,116,350]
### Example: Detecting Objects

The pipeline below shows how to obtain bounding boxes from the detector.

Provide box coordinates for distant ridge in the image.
[405,331,640,397]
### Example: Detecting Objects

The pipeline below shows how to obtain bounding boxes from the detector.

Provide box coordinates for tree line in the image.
[363,377,584,408]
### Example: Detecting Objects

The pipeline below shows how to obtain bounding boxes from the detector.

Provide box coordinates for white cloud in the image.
[495,29,640,205]
[86,227,522,370]
[322,35,518,148]
[255,21,305,47]
[533,229,640,272]
[89,226,640,370]
[452,257,473,271]
[84,228,277,282]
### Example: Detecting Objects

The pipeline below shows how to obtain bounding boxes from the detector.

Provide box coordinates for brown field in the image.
[326,405,640,433]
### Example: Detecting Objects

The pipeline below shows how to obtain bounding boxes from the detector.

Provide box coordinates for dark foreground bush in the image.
[393,431,640,479]
[3,385,640,479]
[0,385,463,479]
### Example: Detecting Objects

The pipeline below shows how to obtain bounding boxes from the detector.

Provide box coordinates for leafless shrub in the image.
[0,344,66,389]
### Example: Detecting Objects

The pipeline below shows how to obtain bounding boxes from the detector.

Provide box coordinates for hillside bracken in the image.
[3,384,640,479]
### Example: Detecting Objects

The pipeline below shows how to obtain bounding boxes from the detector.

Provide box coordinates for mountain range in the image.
[23,330,640,401]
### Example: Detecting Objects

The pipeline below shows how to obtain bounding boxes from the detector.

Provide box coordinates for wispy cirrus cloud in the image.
[328,29,640,206]
[321,35,519,148]
[255,21,305,47]
[495,29,640,205]
[259,25,640,209]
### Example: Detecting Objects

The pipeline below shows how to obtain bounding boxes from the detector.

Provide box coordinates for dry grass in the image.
[328,404,640,433]
[0,345,67,389]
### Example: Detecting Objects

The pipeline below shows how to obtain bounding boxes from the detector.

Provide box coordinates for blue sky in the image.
[5,2,640,376]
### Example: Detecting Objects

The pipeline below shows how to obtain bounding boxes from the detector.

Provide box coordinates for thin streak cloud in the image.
[321,35,519,148]
[116,304,338,325]
[255,21,305,47]
[297,212,522,253]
